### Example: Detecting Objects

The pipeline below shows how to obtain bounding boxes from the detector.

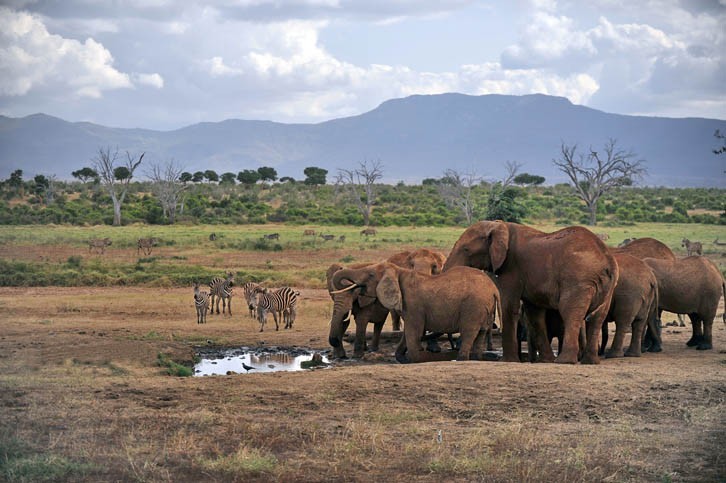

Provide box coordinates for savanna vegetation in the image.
[0,167,723,227]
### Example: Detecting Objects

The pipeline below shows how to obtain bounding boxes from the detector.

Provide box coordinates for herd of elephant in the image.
[326,221,726,364]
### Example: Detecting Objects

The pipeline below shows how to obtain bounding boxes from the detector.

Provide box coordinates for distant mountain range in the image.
[1,93,724,186]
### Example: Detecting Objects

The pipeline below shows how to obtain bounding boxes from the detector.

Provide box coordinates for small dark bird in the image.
[242,362,255,372]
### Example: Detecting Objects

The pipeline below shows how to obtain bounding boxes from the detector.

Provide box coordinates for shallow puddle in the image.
[194,347,329,376]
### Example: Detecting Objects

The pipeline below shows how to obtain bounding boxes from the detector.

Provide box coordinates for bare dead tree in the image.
[501,161,523,189]
[92,146,144,226]
[337,160,383,226]
[147,160,188,224]
[553,138,646,226]
[438,169,481,225]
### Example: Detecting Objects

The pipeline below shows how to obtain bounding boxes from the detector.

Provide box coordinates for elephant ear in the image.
[376,268,402,312]
[489,221,510,273]
[325,264,343,293]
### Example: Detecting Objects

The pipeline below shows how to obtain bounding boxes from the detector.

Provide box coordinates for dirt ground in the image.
[1,282,724,483]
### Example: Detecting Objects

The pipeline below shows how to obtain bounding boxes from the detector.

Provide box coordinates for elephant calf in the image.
[331,262,500,363]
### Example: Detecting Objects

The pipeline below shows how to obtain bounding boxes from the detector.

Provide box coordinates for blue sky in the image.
[1,0,724,130]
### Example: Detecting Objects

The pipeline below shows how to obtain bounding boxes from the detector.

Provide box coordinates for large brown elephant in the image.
[600,253,659,358]
[444,221,618,364]
[330,262,499,363]
[326,248,447,358]
[643,256,725,351]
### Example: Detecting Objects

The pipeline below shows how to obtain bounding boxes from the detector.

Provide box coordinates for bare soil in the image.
[1,280,725,482]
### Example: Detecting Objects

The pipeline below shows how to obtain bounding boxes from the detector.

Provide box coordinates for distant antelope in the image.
[209,271,234,315]
[193,282,210,324]
[714,238,726,246]
[319,234,335,241]
[681,238,702,256]
[263,233,280,240]
[337,235,346,243]
[360,228,377,236]
[303,229,316,237]
[209,233,217,241]
[137,237,158,256]
[88,238,112,254]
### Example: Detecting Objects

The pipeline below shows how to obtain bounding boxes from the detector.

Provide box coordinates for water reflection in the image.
[195,350,328,376]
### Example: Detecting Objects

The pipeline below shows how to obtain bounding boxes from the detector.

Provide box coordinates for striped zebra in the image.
[88,238,112,254]
[242,282,263,318]
[193,282,210,324]
[209,271,234,316]
[256,287,300,332]
[137,237,158,255]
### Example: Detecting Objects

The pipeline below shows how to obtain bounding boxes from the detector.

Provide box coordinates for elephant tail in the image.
[646,280,661,343]
[585,263,619,326]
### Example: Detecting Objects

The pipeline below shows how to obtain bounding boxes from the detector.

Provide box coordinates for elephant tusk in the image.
[330,283,358,294]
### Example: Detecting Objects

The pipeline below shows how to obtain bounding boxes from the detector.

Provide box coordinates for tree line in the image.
[1,138,723,227]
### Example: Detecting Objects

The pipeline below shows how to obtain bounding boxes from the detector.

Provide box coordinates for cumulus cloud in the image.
[0,7,132,97]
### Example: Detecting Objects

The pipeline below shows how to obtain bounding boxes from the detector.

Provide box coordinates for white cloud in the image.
[134,72,164,88]
[0,8,132,97]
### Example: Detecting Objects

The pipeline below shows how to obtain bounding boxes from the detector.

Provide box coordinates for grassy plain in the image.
[0,222,725,482]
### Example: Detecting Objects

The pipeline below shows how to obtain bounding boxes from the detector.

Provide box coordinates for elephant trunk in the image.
[328,293,353,358]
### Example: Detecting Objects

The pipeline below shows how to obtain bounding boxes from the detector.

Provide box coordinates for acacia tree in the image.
[147,160,188,224]
[553,139,646,226]
[336,160,383,226]
[485,161,527,222]
[71,167,98,183]
[92,146,144,226]
[437,169,481,225]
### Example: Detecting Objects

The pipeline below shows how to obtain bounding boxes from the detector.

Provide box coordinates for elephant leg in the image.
[370,321,384,352]
[606,311,630,359]
[686,314,703,347]
[697,314,714,350]
[557,294,592,364]
[456,325,481,361]
[353,321,368,358]
[403,328,429,363]
[599,321,608,356]
[524,305,554,363]
[391,311,402,331]
[470,329,488,360]
[624,315,646,357]
[485,328,493,352]
[395,333,408,363]
[500,300,522,362]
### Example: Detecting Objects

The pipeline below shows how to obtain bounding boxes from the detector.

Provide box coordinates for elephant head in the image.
[326,262,392,358]
[444,220,510,274]
[330,263,402,313]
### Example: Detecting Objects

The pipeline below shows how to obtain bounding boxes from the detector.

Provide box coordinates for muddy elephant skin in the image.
[331,262,499,363]
[444,221,619,364]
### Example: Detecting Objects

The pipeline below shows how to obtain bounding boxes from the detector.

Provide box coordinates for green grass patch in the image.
[156,352,193,377]
[0,431,95,482]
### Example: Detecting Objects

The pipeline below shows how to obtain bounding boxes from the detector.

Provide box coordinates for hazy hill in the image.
[1,93,724,186]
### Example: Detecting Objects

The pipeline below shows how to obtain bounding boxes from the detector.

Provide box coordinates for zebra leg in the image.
[273,311,280,331]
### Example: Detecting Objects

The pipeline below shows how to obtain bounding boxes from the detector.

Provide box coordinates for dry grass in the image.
[0,284,724,482]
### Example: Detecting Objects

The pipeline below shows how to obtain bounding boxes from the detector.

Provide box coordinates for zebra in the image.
[337,235,346,243]
[681,238,702,256]
[360,228,377,236]
[137,237,157,256]
[303,229,316,237]
[255,287,299,331]
[209,233,217,241]
[319,234,335,241]
[88,238,112,254]
[209,271,234,316]
[193,282,210,324]
[263,233,280,240]
[242,281,263,318]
